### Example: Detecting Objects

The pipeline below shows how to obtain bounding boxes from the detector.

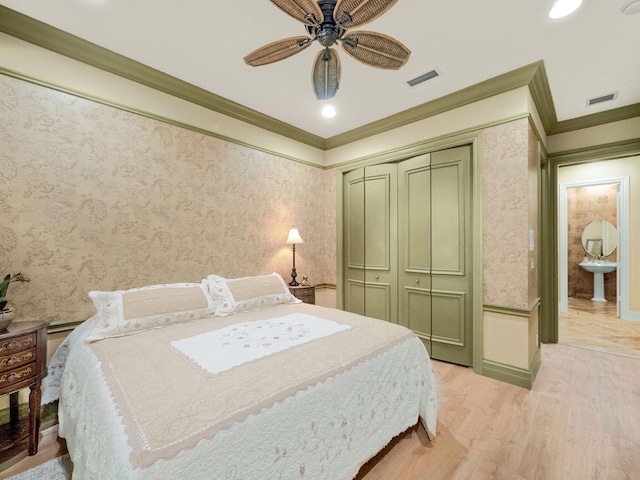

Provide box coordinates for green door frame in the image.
[540,138,640,344]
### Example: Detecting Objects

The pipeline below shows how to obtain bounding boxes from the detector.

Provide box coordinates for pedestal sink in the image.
[579,260,617,302]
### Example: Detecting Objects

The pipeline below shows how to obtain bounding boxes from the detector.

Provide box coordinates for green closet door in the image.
[343,165,397,323]
[398,146,473,366]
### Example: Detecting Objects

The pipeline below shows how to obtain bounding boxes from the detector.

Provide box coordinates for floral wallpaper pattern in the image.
[0,74,336,324]
[482,118,532,309]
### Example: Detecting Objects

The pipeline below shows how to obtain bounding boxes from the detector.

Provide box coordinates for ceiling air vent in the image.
[587,92,617,106]
[406,69,441,87]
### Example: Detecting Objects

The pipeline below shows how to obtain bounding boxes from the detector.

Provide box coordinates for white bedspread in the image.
[57,304,437,479]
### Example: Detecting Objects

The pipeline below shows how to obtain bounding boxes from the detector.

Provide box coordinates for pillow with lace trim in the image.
[86,281,216,342]
[206,273,300,317]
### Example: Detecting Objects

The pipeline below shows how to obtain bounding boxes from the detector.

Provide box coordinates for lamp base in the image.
[289,268,299,286]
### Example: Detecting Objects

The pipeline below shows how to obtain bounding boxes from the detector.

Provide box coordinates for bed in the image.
[44,273,437,479]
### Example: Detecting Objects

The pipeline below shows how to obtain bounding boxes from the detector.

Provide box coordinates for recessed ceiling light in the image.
[322,105,336,118]
[549,0,582,18]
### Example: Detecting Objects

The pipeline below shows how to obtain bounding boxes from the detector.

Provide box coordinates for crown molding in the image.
[327,61,555,149]
[549,102,640,135]
[0,6,326,150]
[2,5,638,150]
[548,138,640,165]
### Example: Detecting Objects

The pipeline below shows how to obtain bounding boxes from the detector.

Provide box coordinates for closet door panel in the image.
[364,172,392,270]
[431,162,464,274]
[344,169,366,315]
[430,146,473,366]
[405,287,432,338]
[363,164,397,323]
[398,154,432,338]
[346,280,365,316]
[365,282,392,321]
[431,289,466,347]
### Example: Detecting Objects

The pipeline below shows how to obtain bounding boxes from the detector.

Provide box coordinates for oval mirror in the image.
[581,220,617,257]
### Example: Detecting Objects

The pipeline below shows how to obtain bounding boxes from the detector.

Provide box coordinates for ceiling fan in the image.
[244,0,411,100]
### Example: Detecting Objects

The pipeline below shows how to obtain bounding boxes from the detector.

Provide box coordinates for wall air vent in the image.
[587,92,618,106]
[406,69,441,87]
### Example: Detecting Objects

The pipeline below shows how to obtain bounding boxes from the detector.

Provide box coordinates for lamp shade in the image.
[286,227,304,244]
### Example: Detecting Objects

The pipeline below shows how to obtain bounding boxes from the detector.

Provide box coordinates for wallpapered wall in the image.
[567,184,617,300]
[482,117,535,309]
[0,74,336,324]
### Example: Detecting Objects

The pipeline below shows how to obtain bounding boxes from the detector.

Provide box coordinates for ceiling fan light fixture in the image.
[246,0,409,99]
[549,0,582,19]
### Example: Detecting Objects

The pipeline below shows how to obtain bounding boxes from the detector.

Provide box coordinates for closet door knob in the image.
[415,279,420,284]
[375,275,379,279]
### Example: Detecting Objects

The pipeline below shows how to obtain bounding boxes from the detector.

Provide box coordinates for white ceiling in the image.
[2,0,639,139]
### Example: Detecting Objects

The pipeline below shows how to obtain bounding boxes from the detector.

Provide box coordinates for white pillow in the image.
[206,273,300,316]
[85,282,217,342]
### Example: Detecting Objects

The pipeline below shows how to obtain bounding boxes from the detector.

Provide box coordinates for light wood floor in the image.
[3,342,640,479]
[559,297,640,358]
[357,343,640,480]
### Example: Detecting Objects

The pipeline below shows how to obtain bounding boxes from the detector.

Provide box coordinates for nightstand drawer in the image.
[296,290,314,299]
[289,285,315,305]
[0,321,48,456]
[0,347,36,373]
[0,333,36,356]
[0,362,35,390]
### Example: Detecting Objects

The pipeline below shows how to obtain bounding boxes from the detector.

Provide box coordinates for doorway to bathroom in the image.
[558,171,639,357]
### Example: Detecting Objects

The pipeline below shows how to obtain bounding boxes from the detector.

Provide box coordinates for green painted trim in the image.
[471,134,485,376]
[315,283,337,290]
[327,62,551,149]
[0,67,324,170]
[0,403,30,425]
[482,360,534,389]
[550,103,640,135]
[530,346,542,385]
[0,403,58,426]
[541,138,640,345]
[47,319,85,334]
[0,6,325,150]
[539,146,556,343]
[333,114,528,172]
[483,298,541,318]
[527,61,558,133]
[548,138,640,165]
[336,169,345,310]
[41,402,59,425]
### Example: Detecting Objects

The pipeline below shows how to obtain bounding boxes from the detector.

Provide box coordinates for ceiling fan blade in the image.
[244,36,313,66]
[312,48,341,100]
[334,0,398,29]
[270,0,324,26]
[341,31,410,69]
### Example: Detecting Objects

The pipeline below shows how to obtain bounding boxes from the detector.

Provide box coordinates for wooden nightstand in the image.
[289,285,315,305]
[0,321,48,457]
